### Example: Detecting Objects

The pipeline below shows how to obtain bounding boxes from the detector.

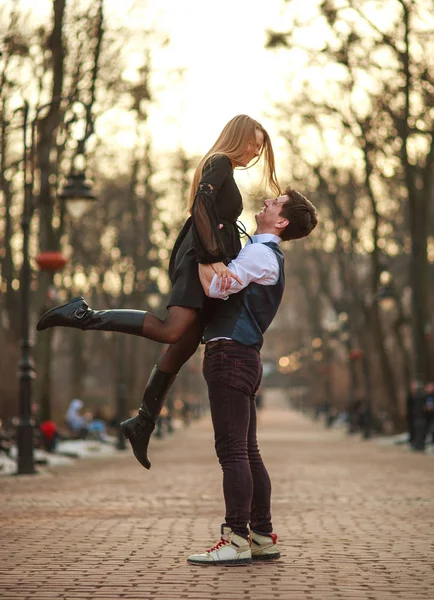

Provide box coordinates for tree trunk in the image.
[0,102,19,336]
[34,0,67,419]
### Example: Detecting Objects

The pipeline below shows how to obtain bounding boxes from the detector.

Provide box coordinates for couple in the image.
[37,115,318,565]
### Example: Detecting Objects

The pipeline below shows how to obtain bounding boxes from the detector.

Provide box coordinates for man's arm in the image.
[199,244,280,299]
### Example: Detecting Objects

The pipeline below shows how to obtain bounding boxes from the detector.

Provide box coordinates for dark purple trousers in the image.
[203,339,273,539]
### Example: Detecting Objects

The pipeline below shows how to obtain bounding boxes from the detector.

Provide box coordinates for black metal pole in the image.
[116,336,127,450]
[410,292,427,452]
[17,102,36,475]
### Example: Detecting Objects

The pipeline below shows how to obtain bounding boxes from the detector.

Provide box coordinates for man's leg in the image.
[248,391,272,535]
[187,341,258,566]
[248,381,281,560]
[204,342,261,539]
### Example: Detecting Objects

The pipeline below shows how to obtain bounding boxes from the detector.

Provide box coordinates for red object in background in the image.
[349,348,363,360]
[39,420,58,441]
[35,251,67,271]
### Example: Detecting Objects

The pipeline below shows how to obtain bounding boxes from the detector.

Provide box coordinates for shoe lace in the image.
[207,537,230,553]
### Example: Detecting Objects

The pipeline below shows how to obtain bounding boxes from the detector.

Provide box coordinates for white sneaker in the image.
[187,526,252,566]
[250,531,280,561]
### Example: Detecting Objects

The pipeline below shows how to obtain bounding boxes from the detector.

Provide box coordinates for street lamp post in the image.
[15,98,96,475]
[16,102,35,475]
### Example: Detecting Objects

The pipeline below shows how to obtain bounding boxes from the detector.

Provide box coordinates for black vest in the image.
[203,242,285,350]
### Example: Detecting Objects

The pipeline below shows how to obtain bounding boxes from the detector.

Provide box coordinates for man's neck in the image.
[253,228,279,237]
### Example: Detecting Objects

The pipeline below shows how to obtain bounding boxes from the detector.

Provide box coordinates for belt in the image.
[205,339,237,350]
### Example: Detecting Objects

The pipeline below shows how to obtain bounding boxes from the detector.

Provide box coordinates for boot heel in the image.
[119,416,152,470]
[120,422,130,441]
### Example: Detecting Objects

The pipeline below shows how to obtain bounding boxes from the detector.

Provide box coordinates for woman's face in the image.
[237,128,264,167]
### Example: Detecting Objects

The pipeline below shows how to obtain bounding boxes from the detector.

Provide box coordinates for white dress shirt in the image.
[208,233,281,299]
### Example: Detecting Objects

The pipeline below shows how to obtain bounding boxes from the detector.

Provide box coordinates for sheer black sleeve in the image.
[191,155,232,264]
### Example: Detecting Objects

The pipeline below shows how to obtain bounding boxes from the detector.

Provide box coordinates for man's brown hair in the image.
[279,187,318,241]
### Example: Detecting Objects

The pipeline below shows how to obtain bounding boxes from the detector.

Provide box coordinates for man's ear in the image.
[276,218,289,231]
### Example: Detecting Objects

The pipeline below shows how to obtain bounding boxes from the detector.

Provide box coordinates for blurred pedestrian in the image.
[187,188,317,565]
[424,382,434,445]
[65,399,88,439]
[348,398,363,434]
[39,420,61,452]
[0,419,12,456]
[37,115,280,471]
[87,408,109,442]
[406,380,418,445]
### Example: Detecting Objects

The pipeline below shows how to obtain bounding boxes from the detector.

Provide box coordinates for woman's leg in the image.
[36,296,199,345]
[157,315,203,373]
[141,306,198,344]
[120,316,204,470]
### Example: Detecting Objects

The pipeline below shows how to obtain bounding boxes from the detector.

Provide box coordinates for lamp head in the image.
[57,171,97,220]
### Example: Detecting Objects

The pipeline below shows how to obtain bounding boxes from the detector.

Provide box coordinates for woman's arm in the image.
[191,155,232,264]
[198,264,216,296]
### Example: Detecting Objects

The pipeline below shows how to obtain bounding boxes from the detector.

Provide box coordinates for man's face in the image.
[255,195,289,228]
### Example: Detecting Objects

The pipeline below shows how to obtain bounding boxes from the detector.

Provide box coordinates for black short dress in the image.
[168,154,243,310]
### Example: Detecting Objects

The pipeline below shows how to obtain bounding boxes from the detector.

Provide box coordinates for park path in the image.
[1,408,433,600]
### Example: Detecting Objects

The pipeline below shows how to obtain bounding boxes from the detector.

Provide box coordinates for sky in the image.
[10,0,387,212]
[8,0,408,201]
[8,0,416,177]
[108,0,293,155]
[7,0,309,232]
[13,0,293,158]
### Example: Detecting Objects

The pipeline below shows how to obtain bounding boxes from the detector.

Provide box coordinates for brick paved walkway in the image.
[1,409,433,600]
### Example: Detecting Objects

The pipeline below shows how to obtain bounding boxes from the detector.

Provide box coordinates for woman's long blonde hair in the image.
[187,115,281,212]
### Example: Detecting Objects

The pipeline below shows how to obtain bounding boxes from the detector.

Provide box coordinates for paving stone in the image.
[1,409,434,599]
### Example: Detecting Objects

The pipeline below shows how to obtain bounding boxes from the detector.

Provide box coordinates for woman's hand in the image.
[198,264,216,296]
[210,261,242,291]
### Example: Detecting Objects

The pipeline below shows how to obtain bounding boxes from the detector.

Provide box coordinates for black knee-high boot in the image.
[36,297,145,336]
[121,367,177,470]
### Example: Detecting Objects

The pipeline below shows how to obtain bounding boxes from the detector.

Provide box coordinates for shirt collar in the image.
[247,233,281,245]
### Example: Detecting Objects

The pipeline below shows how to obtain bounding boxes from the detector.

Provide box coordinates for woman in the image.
[37,114,281,469]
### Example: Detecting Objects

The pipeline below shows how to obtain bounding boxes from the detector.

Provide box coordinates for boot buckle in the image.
[73,308,87,320]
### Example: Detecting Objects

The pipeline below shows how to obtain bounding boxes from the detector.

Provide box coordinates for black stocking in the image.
[157,315,204,374]
[142,306,199,344]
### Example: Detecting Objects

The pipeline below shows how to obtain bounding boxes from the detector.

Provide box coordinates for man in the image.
[187,187,318,566]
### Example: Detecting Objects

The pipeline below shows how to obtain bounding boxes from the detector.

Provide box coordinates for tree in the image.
[266,0,434,428]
